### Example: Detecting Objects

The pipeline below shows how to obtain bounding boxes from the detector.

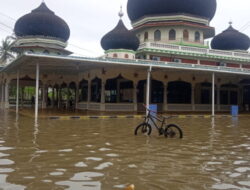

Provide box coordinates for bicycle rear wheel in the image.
[134,123,152,136]
[164,124,183,139]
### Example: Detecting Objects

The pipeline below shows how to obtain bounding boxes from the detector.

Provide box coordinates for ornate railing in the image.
[139,42,250,60]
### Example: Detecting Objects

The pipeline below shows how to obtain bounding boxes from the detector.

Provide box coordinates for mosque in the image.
[0,0,250,117]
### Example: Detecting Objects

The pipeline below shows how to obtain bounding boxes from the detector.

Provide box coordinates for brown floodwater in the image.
[0,110,249,190]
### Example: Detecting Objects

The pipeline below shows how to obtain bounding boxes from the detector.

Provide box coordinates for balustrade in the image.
[139,42,250,60]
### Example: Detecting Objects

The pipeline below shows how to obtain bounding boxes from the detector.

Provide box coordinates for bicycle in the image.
[134,105,183,138]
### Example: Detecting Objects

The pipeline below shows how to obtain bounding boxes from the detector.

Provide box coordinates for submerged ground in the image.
[0,110,249,190]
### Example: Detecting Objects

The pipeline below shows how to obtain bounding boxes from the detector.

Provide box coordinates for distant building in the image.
[0,0,250,116]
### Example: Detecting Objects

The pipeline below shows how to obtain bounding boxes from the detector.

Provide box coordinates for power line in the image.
[241,25,250,32]
[240,21,250,31]
[68,43,97,55]
[0,22,13,31]
[0,26,11,34]
[0,12,16,22]
[0,13,99,56]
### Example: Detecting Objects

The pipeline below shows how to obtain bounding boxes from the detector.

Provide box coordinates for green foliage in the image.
[0,35,16,64]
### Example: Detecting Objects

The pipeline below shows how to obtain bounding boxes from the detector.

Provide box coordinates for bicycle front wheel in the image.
[164,124,183,139]
[134,123,152,136]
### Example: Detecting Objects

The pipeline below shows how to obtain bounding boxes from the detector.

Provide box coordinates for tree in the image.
[0,35,16,65]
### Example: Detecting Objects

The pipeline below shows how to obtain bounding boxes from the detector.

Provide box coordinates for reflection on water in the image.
[0,110,250,190]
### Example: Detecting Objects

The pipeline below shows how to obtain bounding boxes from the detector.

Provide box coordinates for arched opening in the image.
[113,53,118,58]
[151,80,163,103]
[144,32,148,42]
[169,29,176,40]
[195,31,200,42]
[137,80,146,103]
[9,76,38,107]
[68,82,76,109]
[154,30,161,41]
[243,85,250,111]
[220,84,238,105]
[105,75,133,103]
[168,81,191,104]
[43,50,49,54]
[125,54,129,59]
[53,84,59,108]
[47,85,53,107]
[79,79,88,102]
[200,82,212,104]
[91,77,101,102]
[60,82,68,108]
[183,30,189,41]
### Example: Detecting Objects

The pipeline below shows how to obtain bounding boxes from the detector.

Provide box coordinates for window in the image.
[183,30,189,41]
[144,32,148,41]
[195,31,200,42]
[169,29,176,40]
[125,54,129,59]
[113,53,118,58]
[154,30,161,41]
[43,50,49,54]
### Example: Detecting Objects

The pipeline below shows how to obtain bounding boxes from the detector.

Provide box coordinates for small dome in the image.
[211,23,250,51]
[127,0,217,22]
[14,2,70,41]
[101,19,139,51]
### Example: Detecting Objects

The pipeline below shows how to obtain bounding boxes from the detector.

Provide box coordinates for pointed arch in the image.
[169,29,176,40]
[154,30,161,41]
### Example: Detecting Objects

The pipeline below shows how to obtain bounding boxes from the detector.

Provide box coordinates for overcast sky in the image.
[0,0,249,57]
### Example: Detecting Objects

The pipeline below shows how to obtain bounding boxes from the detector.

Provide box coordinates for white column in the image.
[66,85,69,109]
[1,83,4,108]
[5,81,9,109]
[163,83,168,111]
[212,72,215,117]
[87,80,91,109]
[51,87,55,108]
[75,83,79,109]
[57,88,60,109]
[42,84,46,109]
[133,81,138,111]
[35,63,40,120]
[191,83,195,111]
[100,79,106,111]
[16,71,20,114]
[146,66,152,113]
[116,80,120,103]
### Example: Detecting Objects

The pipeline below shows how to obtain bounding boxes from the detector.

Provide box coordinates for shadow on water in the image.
[0,111,249,190]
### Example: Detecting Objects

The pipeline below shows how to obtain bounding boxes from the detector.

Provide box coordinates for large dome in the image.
[14,2,70,41]
[211,24,250,51]
[127,0,217,22]
[101,19,139,51]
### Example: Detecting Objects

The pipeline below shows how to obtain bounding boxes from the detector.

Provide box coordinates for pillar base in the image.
[4,102,9,109]
[133,103,138,112]
[163,104,168,112]
[100,104,105,111]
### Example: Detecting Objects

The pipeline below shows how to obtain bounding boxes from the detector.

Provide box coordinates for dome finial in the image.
[118,6,124,19]
[229,20,233,26]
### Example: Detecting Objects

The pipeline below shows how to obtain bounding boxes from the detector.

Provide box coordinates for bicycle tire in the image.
[164,124,183,139]
[134,123,152,136]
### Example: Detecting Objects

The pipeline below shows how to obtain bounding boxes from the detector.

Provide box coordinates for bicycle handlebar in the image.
[143,104,174,119]
[142,104,158,114]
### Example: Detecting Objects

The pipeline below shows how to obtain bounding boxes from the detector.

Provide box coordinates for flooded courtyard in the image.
[0,110,250,190]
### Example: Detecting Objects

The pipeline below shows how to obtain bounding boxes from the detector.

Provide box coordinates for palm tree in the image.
[0,35,16,65]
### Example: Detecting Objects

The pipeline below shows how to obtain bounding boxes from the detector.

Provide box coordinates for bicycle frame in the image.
[144,110,167,131]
